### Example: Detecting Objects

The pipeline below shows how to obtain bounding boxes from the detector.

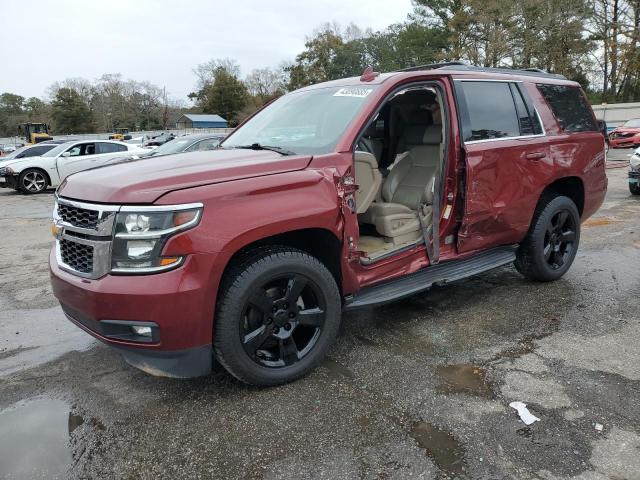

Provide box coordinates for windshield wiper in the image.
[234,143,295,156]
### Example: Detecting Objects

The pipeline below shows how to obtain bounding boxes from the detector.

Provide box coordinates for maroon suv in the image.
[50,63,607,385]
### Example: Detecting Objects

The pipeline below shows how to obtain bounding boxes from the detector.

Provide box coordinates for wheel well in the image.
[540,177,584,216]
[20,167,51,186]
[223,228,343,292]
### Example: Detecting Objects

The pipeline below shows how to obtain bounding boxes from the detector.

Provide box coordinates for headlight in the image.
[111,204,202,273]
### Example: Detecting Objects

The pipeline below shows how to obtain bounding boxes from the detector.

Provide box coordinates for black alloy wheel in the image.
[214,247,341,386]
[543,210,577,270]
[515,195,581,282]
[241,274,326,368]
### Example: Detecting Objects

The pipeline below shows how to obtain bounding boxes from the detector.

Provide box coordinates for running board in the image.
[343,246,517,311]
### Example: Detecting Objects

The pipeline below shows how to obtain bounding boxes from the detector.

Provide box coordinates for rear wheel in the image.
[214,247,341,386]
[630,182,640,195]
[515,195,580,282]
[18,169,48,194]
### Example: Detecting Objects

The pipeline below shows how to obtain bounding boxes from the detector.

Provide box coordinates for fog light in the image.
[126,240,156,259]
[131,326,152,337]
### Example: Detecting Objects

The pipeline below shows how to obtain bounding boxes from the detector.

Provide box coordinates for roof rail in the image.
[397,62,566,80]
[396,61,467,72]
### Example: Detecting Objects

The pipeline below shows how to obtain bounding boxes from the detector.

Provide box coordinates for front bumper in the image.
[0,175,17,189]
[610,137,640,148]
[50,249,215,378]
[629,170,640,185]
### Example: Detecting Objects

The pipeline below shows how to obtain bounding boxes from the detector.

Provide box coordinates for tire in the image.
[515,195,580,282]
[214,247,341,386]
[18,168,48,194]
[630,182,640,195]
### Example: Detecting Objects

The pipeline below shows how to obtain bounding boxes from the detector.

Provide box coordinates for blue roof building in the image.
[176,114,228,129]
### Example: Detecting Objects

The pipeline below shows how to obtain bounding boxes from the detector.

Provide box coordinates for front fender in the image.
[159,168,345,315]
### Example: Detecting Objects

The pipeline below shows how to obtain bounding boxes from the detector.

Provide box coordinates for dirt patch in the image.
[583,217,621,228]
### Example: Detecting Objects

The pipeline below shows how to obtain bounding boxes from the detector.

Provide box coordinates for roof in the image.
[179,114,227,123]
[299,63,576,92]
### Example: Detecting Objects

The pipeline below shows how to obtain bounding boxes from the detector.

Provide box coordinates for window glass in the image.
[510,84,542,136]
[460,82,520,141]
[97,142,127,154]
[537,85,597,133]
[66,145,82,157]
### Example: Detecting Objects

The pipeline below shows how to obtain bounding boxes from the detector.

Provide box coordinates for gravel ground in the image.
[0,148,638,480]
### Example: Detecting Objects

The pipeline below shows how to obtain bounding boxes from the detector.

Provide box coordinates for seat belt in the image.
[418,177,438,265]
[418,205,434,265]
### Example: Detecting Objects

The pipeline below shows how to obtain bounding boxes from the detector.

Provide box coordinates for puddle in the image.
[409,421,466,476]
[0,397,83,479]
[583,217,620,227]
[436,364,495,398]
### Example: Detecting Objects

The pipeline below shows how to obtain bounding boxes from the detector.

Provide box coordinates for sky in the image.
[0,0,414,102]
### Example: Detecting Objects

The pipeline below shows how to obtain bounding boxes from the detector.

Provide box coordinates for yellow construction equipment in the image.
[109,128,132,141]
[19,123,53,144]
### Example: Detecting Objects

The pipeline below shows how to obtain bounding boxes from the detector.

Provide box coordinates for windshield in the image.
[149,138,197,156]
[222,85,377,155]
[623,119,640,128]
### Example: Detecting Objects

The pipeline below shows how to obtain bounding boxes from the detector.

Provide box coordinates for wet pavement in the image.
[0,149,639,479]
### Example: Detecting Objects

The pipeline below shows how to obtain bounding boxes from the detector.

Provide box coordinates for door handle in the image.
[525,152,546,160]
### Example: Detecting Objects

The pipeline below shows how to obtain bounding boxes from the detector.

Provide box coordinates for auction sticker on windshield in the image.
[334,87,373,98]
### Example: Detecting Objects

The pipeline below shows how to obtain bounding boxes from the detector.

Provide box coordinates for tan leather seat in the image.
[354,151,382,214]
[365,125,441,244]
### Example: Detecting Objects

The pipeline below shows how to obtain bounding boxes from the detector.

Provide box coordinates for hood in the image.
[0,157,40,170]
[58,149,313,204]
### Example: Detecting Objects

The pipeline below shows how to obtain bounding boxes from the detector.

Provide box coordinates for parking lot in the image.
[0,148,638,479]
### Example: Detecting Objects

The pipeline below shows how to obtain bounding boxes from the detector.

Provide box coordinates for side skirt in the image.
[343,245,517,311]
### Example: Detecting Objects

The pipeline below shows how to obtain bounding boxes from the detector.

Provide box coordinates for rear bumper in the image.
[50,248,216,378]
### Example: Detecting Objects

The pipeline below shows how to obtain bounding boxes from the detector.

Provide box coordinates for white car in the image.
[0,140,147,194]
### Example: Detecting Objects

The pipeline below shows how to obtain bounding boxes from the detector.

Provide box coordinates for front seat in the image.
[365,124,441,244]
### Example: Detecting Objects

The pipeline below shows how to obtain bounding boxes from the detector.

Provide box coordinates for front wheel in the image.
[515,196,580,282]
[630,182,640,195]
[18,169,48,194]
[214,247,341,386]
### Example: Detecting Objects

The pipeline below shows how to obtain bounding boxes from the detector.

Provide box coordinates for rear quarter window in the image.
[537,85,597,133]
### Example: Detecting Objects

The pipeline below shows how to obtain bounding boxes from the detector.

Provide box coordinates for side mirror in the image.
[61,152,71,157]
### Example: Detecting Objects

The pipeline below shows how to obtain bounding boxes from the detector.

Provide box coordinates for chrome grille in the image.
[58,203,99,229]
[54,198,119,279]
[60,239,94,274]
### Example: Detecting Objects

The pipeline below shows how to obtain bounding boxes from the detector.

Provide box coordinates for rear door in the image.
[454,79,552,253]
[94,142,129,165]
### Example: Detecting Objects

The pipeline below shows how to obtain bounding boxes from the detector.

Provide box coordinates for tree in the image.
[51,88,95,134]
[191,61,248,125]
[245,67,285,103]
